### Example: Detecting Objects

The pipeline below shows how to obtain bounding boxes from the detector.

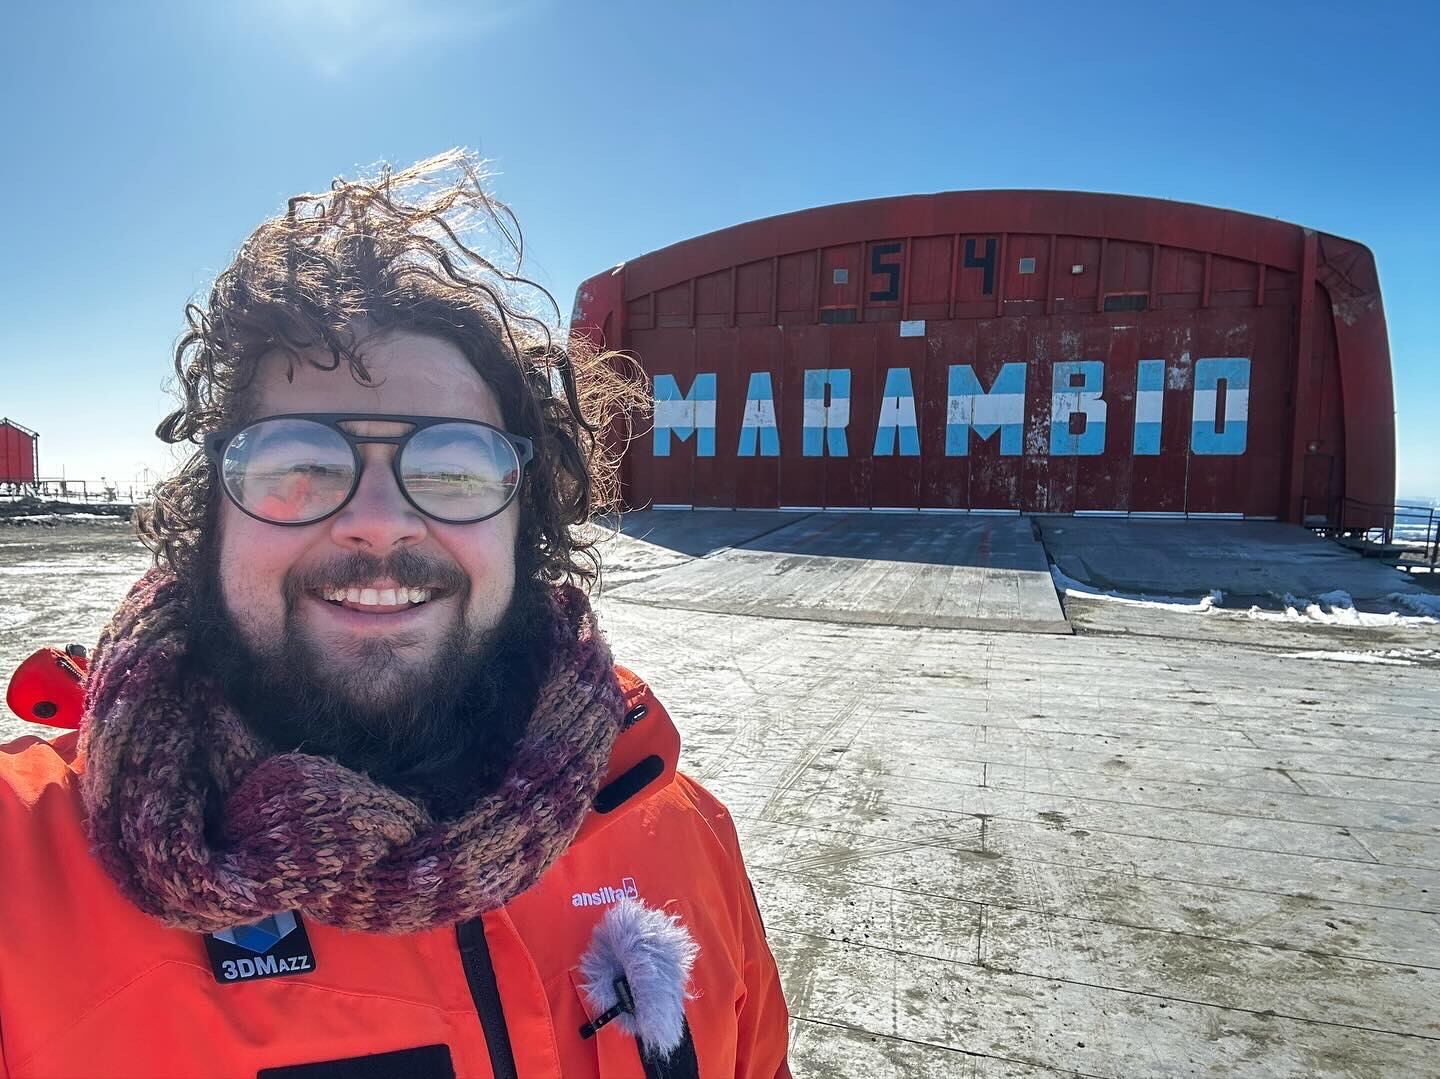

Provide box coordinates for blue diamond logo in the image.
[213,911,299,954]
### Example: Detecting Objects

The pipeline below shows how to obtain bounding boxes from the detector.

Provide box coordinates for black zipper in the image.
[456,919,519,1079]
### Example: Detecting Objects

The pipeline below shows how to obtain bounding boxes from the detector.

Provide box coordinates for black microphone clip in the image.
[579,975,636,1039]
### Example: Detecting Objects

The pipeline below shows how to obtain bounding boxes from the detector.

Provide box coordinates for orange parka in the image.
[0,660,792,1079]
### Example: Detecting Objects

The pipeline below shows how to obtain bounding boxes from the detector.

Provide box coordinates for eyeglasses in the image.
[203,413,534,526]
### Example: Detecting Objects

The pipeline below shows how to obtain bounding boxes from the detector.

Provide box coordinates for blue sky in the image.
[1,0,1436,498]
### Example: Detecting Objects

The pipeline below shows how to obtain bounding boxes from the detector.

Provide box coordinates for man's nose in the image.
[327,445,428,551]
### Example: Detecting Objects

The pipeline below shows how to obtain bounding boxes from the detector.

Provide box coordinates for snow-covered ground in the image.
[0,512,131,524]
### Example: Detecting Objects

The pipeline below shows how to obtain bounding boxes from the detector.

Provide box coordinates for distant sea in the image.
[1394,498,1438,545]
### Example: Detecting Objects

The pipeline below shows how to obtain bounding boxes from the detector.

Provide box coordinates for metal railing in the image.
[0,478,154,507]
[1306,495,1440,570]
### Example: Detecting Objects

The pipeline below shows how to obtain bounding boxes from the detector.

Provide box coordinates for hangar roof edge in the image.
[597,190,1372,302]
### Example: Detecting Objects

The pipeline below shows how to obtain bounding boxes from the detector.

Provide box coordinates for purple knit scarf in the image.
[78,568,624,934]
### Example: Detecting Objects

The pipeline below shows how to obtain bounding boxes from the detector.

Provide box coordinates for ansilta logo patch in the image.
[571,876,639,908]
[204,911,317,984]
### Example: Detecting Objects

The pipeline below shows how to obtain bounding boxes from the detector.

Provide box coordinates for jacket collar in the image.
[571,665,680,847]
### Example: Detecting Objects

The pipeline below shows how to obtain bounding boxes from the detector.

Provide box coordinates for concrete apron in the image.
[595,591,1440,1078]
[1036,516,1434,606]
[600,510,1072,635]
[595,510,1440,1077]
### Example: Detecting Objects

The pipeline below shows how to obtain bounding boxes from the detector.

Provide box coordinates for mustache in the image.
[285,549,470,597]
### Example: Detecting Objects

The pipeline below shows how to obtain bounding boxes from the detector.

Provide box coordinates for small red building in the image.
[0,419,38,486]
[572,192,1394,526]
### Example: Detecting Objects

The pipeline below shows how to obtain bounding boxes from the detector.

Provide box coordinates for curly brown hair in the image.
[136,150,641,590]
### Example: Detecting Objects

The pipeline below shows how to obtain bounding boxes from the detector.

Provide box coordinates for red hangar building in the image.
[570,192,1394,525]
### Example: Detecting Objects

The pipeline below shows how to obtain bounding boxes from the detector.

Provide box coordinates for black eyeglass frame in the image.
[202,412,536,527]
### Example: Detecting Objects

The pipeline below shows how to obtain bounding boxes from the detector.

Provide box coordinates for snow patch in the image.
[1268,591,1429,627]
[1053,564,1440,628]
[1278,648,1439,666]
[1050,566,1222,613]
[0,512,128,524]
[1389,591,1440,618]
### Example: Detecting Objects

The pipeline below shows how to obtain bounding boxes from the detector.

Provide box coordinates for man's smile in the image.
[321,584,435,608]
[312,575,448,610]
[305,584,456,634]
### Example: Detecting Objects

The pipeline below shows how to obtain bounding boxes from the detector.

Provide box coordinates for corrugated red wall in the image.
[0,421,38,485]
[572,192,1394,524]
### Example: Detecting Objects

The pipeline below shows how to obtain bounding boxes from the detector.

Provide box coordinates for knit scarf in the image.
[78,567,625,935]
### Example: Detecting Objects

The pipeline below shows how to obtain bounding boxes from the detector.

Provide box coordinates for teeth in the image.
[320,585,433,606]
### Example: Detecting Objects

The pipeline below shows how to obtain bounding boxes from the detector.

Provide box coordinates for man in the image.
[0,153,792,1078]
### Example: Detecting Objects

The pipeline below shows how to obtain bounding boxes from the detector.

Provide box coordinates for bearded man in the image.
[0,154,792,1079]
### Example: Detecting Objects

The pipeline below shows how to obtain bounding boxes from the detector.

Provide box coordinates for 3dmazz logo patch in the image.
[204,911,317,984]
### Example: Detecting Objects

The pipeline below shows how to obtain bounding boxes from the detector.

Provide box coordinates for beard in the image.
[185,545,549,820]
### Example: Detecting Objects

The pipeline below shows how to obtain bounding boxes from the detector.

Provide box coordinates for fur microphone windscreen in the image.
[578,897,700,1056]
